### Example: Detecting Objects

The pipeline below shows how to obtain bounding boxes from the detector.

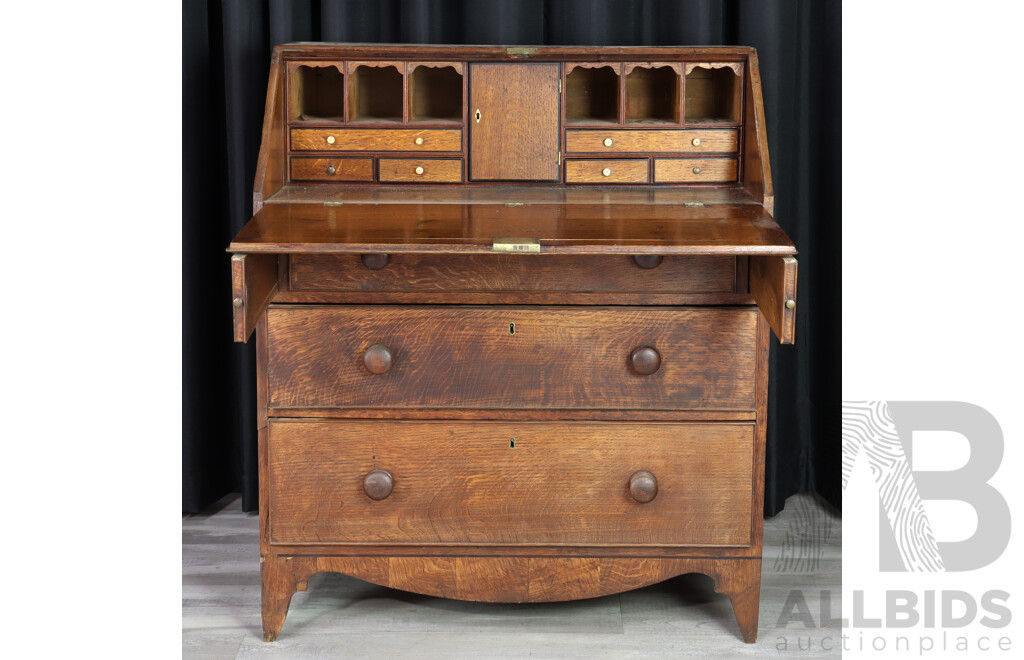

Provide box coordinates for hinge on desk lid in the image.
[684,201,705,208]
[323,201,344,206]
[507,47,538,57]
[504,202,524,207]
[557,151,561,166]
[493,237,541,253]
[559,79,562,93]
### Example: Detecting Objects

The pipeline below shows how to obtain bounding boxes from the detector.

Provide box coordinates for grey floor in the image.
[184,492,841,659]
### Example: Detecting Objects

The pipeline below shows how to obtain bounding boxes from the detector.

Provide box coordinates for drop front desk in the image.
[228,43,798,643]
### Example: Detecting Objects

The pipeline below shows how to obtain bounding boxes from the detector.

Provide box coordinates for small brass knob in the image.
[232,297,243,308]
[361,253,389,270]
[629,470,658,503]
[364,469,394,501]
[415,166,425,175]
[629,346,662,375]
[364,344,393,375]
[633,255,663,269]
[414,136,424,145]
[692,138,702,146]
[326,165,336,175]
[603,137,613,147]
[786,299,796,309]
[693,166,702,174]
[602,168,611,177]
[326,135,336,145]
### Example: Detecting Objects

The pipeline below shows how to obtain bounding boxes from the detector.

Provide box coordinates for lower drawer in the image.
[654,158,738,183]
[290,157,373,182]
[379,158,462,182]
[565,159,649,183]
[269,419,754,547]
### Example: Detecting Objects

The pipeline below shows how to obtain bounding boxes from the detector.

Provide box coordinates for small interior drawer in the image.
[290,128,462,152]
[290,157,373,182]
[565,159,648,183]
[565,129,738,154]
[654,158,738,183]
[378,158,463,183]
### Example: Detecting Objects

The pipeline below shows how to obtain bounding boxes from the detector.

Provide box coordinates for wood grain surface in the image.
[231,253,278,343]
[566,129,738,153]
[228,202,797,254]
[265,305,757,410]
[289,157,373,182]
[288,253,737,293]
[749,255,798,344]
[470,64,561,181]
[564,159,649,183]
[290,128,461,152]
[654,158,738,183]
[268,419,754,546]
[378,158,462,182]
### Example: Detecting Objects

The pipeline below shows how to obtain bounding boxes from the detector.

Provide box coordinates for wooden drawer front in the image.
[565,159,648,183]
[654,158,738,183]
[269,419,754,546]
[290,157,373,182]
[289,254,737,293]
[290,128,462,152]
[566,129,738,154]
[379,158,463,183]
[266,306,756,410]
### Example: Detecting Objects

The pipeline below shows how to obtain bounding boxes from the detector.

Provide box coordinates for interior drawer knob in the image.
[414,136,425,145]
[415,166,425,175]
[364,344,394,374]
[602,167,612,177]
[692,166,702,174]
[326,165,336,175]
[603,137,613,147]
[363,468,394,501]
[325,135,336,145]
[692,137,702,146]
[629,470,658,503]
[632,255,663,269]
[629,346,661,375]
[360,253,390,270]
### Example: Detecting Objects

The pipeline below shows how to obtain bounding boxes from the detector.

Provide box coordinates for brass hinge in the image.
[683,201,705,208]
[504,202,524,207]
[506,47,538,57]
[558,78,562,93]
[493,237,541,253]
[557,151,561,166]
[324,201,344,206]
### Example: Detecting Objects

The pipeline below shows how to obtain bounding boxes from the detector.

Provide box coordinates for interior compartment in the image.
[625,65,679,124]
[349,65,404,122]
[684,65,741,124]
[289,64,344,121]
[565,65,619,124]
[409,65,463,122]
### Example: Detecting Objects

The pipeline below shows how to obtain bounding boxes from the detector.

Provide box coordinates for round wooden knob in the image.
[361,253,389,270]
[632,255,663,269]
[364,469,394,500]
[629,470,658,503]
[364,344,393,374]
[629,346,661,375]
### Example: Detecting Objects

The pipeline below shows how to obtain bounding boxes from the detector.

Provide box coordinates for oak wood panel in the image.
[231,253,278,343]
[267,408,756,422]
[290,128,461,152]
[253,50,285,213]
[378,158,462,183]
[289,157,373,182]
[266,305,757,410]
[750,255,798,344]
[268,420,754,546]
[565,129,738,154]
[272,291,756,306]
[277,44,755,61]
[470,64,561,181]
[259,553,762,641]
[654,158,738,183]
[564,159,648,183]
[743,52,774,214]
[288,253,736,293]
[228,202,797,255]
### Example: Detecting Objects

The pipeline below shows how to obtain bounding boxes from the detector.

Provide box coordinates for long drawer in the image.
[269,419,754,546]
[290,128,462,152]
[565,129,738,154]
[288,254,738,293]
[266,305,757,410]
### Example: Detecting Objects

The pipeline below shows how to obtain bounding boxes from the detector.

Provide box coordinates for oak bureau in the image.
[228,43,798,643]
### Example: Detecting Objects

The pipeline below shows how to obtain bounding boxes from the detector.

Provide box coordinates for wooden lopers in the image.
[228,43,799,644]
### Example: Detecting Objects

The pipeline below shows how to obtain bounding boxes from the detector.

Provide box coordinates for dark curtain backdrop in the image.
[183,0,841,516]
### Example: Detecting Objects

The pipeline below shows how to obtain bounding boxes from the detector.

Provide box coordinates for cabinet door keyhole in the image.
[509,438,516,448]
[509,322,516,335]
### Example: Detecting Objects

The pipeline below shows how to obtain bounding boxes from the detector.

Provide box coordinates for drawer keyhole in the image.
[509,322,516,335]
[509,438,516,449]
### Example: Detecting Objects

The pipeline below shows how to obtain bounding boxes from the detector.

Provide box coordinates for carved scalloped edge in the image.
[260,555,762,643]
[684,62,743,77]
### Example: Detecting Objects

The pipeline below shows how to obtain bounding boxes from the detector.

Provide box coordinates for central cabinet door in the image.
[470,63,561,181]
